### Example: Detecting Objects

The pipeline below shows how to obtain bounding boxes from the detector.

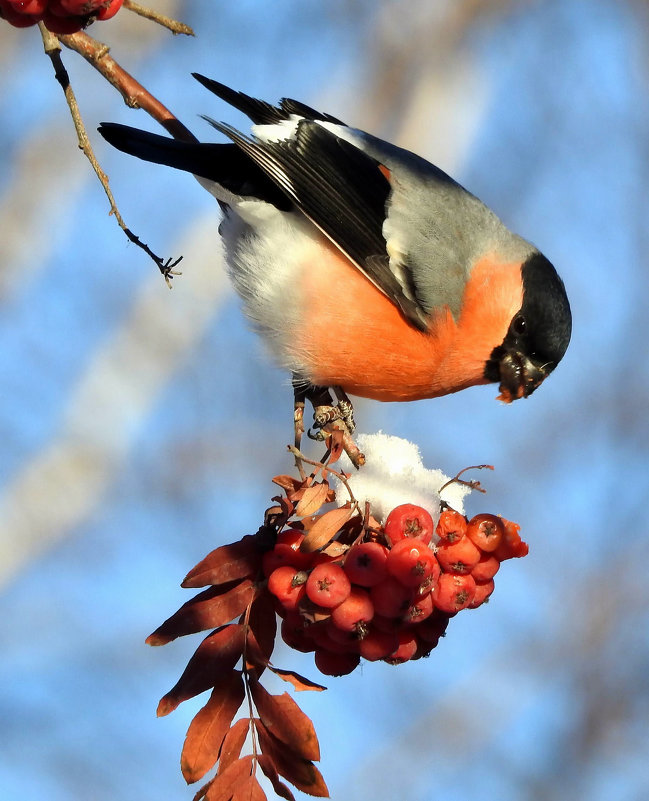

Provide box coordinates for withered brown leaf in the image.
[217,717,250,776]
[250,680,320,762]
[182,536,262,589]
[294,482,330,518]
[147,580,256,646]
[299,506,353,553]
[257,754,296,801]
[157,624,245,716]
[256,720,329,798]
[181,670,246,784]
[204,755,254,801]
[268,667,327,693]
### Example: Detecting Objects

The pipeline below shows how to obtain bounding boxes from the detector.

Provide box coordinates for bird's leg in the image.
[332,386,355,433]
[292,377,365,469]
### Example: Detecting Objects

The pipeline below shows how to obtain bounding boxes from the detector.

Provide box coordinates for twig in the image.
[57,30,197,142]
[287,445,360,512]
[123,0,194,36]
[40,26,187,283]
[438,464,494,495]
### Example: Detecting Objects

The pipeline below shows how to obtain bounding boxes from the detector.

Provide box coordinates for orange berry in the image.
[436,509,467,543]
[432,573,476,613]
[384,504,434,546]
[436,536,481,575]
[466,513,504,552]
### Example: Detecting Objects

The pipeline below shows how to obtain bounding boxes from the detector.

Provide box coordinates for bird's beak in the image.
[496,351,549,403]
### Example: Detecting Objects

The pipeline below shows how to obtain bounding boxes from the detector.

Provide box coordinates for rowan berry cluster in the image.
[0,0,122,32]
[267,504,528,676]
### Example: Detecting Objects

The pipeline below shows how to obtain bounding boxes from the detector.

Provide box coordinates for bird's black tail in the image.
[97,122,291,209]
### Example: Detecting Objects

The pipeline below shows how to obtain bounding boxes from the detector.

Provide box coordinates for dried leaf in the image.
[181,671,246,784]
[244,593,277,678]
[327,428,344,464]
[205,755,253,801]
[257,754,296,801]
[268,667,326,693]
[294,482,330,517]
[182,536,262,589]
[256,721,329,798]
[217,717,250,775]
[157,624,245,716]
[321,541,348,558]
[250,680,320,762]
[193,778,214,801]
[299,506,353,553]
[147,580,256,646]
[232,774,267,801]
[272,475,303,493]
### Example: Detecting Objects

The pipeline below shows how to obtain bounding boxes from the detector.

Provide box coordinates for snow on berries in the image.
[0,0,124,32]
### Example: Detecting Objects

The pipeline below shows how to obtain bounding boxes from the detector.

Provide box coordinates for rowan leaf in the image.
[182,536,262,589]
[232,774,267,801]
[217,717,250,776]
[147,580,256,646]
[327,428,344,465]
[157,625,245,716]
[294,482,329,517]
[181,670,246,784]
[245,589,277,671]
[299,506,353,553]
[250,680,320,762]
[272,475,303,493]
[256,721,329,798]
[268,667,326,692]
[257,754,296,801]
[205,755,254,801]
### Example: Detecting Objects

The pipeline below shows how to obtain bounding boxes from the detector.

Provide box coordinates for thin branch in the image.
[438,464,494,496]
[123,0,194,36]
[38,24,183,283]
[57,30,198,142]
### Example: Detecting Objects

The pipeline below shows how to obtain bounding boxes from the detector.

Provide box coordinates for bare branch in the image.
[123,0,194,36]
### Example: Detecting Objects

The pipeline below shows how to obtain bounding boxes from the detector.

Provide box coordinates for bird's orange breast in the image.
[295,243,524,402]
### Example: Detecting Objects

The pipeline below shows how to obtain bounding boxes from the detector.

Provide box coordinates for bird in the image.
[99,74,571,430]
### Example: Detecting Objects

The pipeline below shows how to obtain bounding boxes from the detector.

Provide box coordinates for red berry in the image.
[468,579,495,609]
[262,541,311,577]
[402,590,434,624]
[386,538,439,588]
[432,573,476,613]
[436,536,481,575]
[416,610,451,644]
[466,513,504,553]
[58,0,102,13]
[370,576,413,617]
[314,649,360,676]
[280,614,316,653]
[267,566,307,612]
[358,627,399,661]
[0,0,40,24]
[305,563,351,608]
[384,630,418,664]
[343,541,389,586]
[326,620,361,649]
[436,508,468,543]
[7,0,47,14]
[96,0,123,20]
[471,552,500,583]
[384,504,434,546]
[330,587,374,633]
[493,517,529,560]
[371,614,403,634]
[308,623,353,654]
[42,10,85,31]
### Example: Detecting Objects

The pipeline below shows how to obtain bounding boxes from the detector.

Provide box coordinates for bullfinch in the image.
[99,74,571,413]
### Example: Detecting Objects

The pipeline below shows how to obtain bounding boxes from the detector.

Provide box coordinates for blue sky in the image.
[1,2,648,800]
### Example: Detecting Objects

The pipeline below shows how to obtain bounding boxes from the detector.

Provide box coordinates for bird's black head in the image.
[484,252,572,402]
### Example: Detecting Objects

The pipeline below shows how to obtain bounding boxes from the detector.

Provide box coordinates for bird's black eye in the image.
[512,314,527,336]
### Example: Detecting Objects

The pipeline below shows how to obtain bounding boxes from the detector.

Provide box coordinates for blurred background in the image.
[1,1,648,799]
